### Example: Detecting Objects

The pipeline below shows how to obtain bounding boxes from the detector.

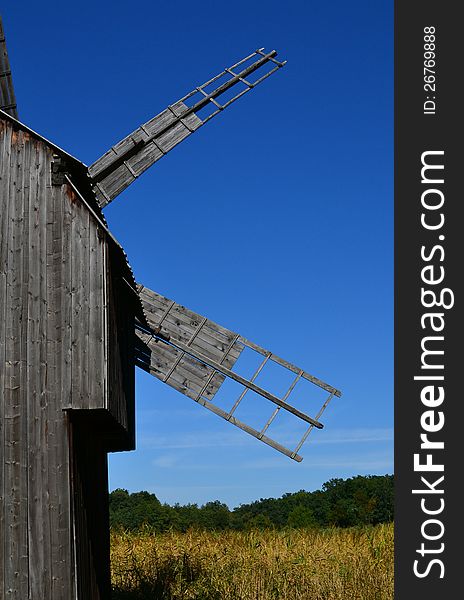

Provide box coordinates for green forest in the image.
[109,474,393,531]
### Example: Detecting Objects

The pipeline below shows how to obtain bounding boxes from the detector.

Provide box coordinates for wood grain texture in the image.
[89,100,202,206]
[0,115,137,599]
[135,285,244,401]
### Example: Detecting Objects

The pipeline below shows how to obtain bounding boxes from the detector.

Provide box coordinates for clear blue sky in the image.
[4,1,393,508]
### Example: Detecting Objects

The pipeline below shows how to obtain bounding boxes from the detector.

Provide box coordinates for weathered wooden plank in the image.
[144,301,240,349]
[150,313,242,365]
[2,125,15,597]
[155,121,191,154]
[240,337,342,398]
[51,414,73,599]
[18,129,31,598]
[88,109,175,180]
[139,286,240,341]
[136,331,197,378]
[140,107,178,140]
[89,99,201,206]
[135,331,219,392]
[87,101,198,206]
[27,130,47,599]
[107,265,124,425]
[137,287,243,365]
[80,205,91,406]
[0,118,13,596]
[137,354,218,401]
[43,152,63,599]
[4,125,29,598]
[70,186,84,407]
[125,141,163,177]
[21,140,36,595]
[196,397,303,462]
[95,162,135,205]
[47,173,75,598]
[60,178,73,409]
[136,285,247,400]
[135,330,225,400]
[88,211,105,409]
[49,184,73,597]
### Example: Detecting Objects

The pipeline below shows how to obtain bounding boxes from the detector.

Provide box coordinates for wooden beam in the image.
[240,337,342,398]
[152,334,324,429]
[196,398,303,462]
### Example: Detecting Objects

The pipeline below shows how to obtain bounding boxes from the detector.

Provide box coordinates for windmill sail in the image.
[0,15,18,119]
[89,48,286,208]
[135,285,341,462]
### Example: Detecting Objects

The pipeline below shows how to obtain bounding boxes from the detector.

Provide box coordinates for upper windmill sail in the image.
[135,285,342,462]
[0,15,18,119]
[89,48,286,208]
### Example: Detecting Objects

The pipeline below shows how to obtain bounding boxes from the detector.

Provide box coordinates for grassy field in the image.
[110,523,393,600]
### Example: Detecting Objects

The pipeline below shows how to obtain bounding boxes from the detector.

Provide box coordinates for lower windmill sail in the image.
[135,285,342,462]
[135,285,244,402]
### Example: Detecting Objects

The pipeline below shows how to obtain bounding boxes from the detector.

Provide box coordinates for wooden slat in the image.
[154,335,324,429]
[139,286,235,341]
[240,337,342,398]
[27,127,46,597]
[197,397,303,462]
[60,180,73,409]
[5,124,28,598]
[0,118,13,594]
[44,162,64,599]
[135,330,225,400]
[88,204,105,408]
[89,101,201,206]
[71,185,84,406]
[137,286,243,369]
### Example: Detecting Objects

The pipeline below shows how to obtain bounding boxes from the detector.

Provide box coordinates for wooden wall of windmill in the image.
[0,110,143,598]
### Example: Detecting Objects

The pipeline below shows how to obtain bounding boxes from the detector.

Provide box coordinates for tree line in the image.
[109,474,393,531]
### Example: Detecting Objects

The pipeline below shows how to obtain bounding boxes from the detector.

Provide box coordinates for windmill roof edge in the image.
[0,108,87,171]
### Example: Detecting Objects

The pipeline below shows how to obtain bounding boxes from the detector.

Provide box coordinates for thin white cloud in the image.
[152,455,179,468]
[137,407,210,420]
[138,430,251,450]
[138,427,393,451]
[311,427,394,445]
[243,456,393,470]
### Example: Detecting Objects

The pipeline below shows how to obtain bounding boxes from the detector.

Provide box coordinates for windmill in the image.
[0,13,342,600]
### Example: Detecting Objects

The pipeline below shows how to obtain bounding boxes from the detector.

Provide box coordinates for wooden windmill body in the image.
[0,15,341,599]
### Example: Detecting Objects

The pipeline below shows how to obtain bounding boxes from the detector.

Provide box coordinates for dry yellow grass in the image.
[111,524,393,600]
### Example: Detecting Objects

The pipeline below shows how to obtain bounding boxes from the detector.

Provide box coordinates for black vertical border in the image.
[395,2,462,597]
